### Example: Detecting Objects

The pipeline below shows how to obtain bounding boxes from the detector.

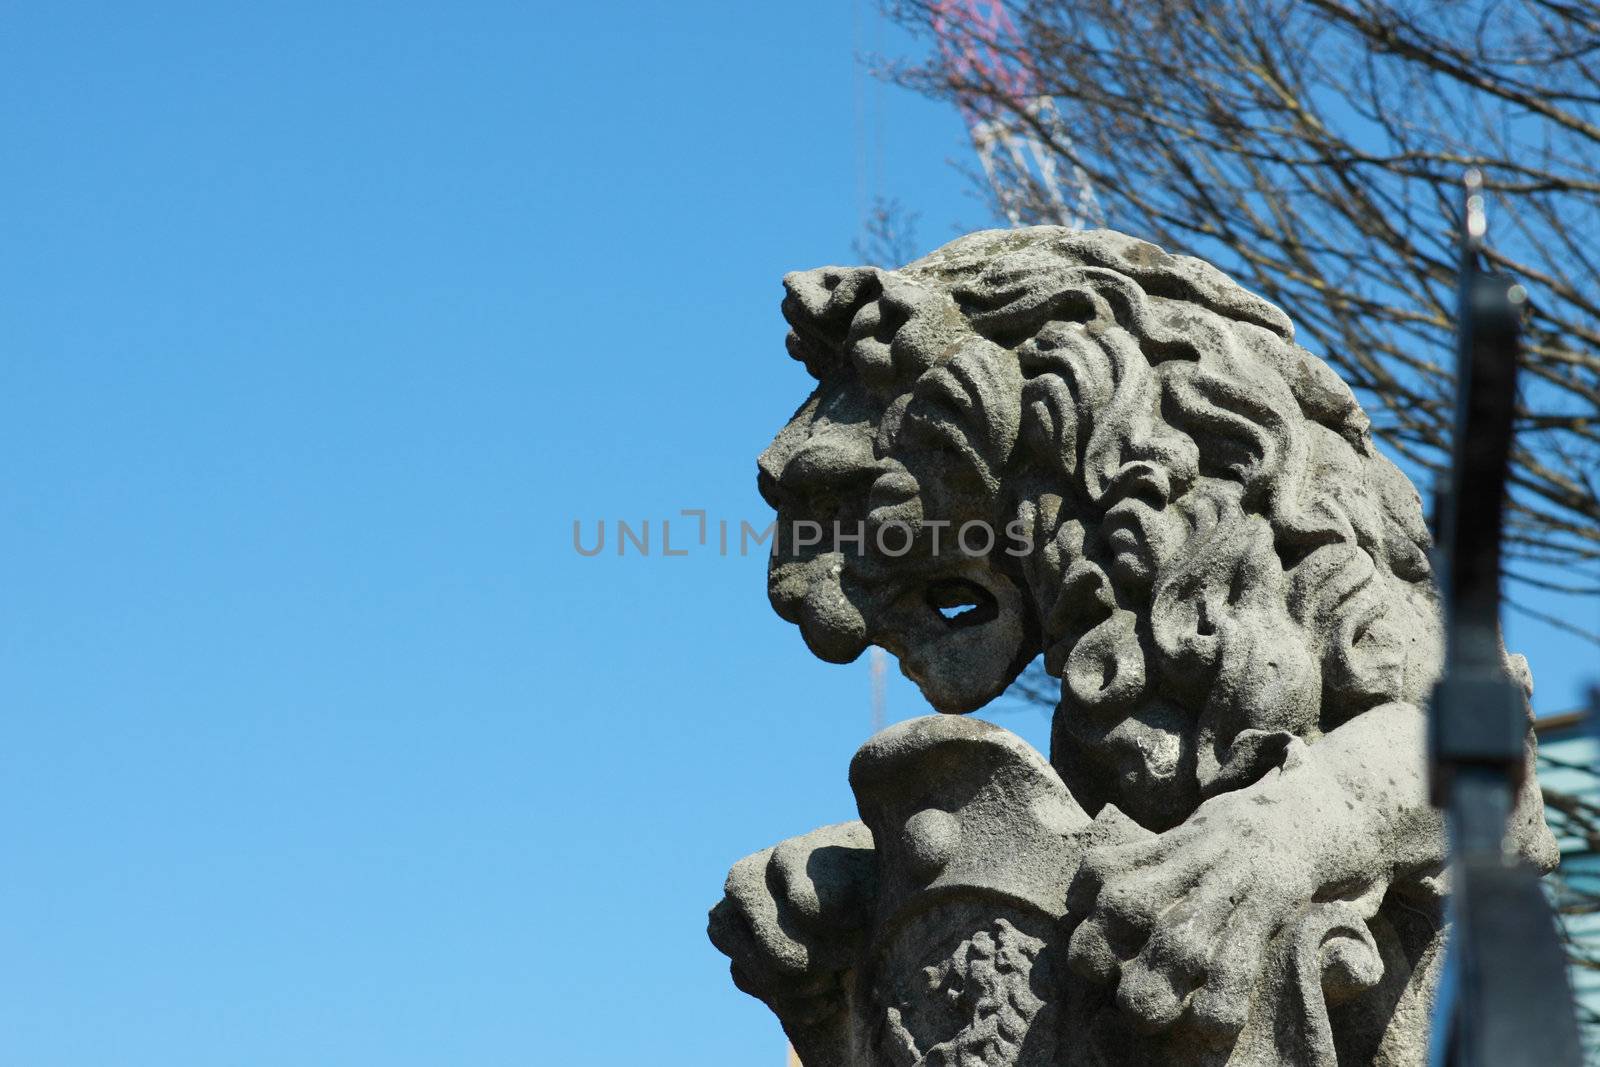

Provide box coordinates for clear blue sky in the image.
[1,4,1591,1065]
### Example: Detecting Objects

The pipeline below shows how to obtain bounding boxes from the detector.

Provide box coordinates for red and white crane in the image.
[929,0,1100,230]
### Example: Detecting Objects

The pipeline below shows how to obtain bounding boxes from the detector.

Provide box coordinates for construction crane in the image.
[929,0,1099,230]
[870,647,887,734]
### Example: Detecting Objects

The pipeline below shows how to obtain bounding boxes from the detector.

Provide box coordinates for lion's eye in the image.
[925,578,999,629]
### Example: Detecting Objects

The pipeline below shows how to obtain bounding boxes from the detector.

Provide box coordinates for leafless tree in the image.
[891,0,1600,641]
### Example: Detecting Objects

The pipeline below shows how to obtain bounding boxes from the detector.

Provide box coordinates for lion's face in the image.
[758,371,1039,714]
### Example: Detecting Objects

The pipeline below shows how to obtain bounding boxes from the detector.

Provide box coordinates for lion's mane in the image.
[770,227,1440,828]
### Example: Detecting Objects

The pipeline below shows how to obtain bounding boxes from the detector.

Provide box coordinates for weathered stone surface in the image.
[710,227,1557,1065]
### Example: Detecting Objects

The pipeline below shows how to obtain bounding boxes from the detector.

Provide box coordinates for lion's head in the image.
[760,227,1440,829]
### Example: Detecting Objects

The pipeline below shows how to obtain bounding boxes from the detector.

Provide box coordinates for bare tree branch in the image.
[888,0,1599,630]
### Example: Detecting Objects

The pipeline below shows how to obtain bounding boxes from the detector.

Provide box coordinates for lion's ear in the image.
[781,267,884,380]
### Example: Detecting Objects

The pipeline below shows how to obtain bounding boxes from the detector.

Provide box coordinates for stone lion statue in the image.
[708,228,1555,1066]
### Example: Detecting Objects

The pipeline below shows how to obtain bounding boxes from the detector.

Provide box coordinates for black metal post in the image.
[1429,170,1582,1067]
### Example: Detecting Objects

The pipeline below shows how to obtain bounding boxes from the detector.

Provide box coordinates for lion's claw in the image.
[1067,798,1317,1040]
